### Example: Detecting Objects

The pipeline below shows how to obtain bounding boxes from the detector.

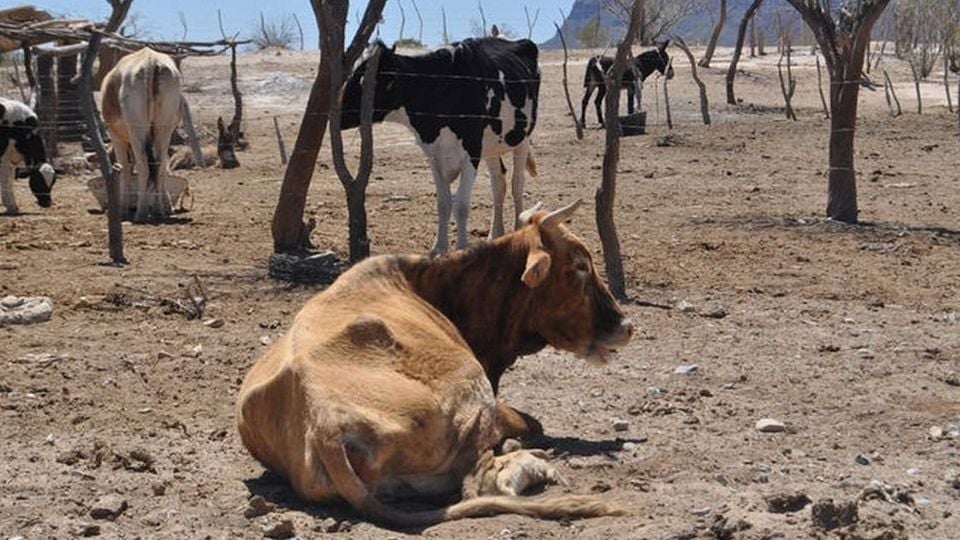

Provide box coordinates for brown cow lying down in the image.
[236,200,634,527]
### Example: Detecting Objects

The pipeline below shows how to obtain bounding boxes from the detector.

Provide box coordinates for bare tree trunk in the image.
[524,6,539,40]
[227,43,245,148]
[36,54,58,158]
[292,13,305,50]
[271,56,333,253]
[826,86,859,222]
[909,60,922,114]
[273,116,288,165]
[271,0,386,255]
[179,98,205,167]
[663,59,673,129]
[815,53,830,118]
[674,37,711,124]
[945,51,953,114]
[441,6,449,44]
[882,69,903,117]
[777,35,797,120]
[727,0,765,105]
[397,0,406,41]
[597,0,644,301]
[554,23,584,140]
[700,0,727,68]
[323,4,381,264]
[79,32,125,265]
[749,13,757,57]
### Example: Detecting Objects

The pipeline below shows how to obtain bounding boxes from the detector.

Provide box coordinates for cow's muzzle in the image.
[583,318,634,365]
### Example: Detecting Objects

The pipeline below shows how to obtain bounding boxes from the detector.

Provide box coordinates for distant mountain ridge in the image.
[542,0,795,50]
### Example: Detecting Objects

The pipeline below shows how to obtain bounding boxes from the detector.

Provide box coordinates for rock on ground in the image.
[0,296,53,325]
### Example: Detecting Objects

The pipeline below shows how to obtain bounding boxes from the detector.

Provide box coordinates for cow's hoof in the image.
[3,208,18,216]
[477,448,563,497]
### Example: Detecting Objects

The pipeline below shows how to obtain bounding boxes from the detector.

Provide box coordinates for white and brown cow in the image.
[100,47,182,222]
[0,97,55,214]
[341,38,540,255]
[237,200,634,527]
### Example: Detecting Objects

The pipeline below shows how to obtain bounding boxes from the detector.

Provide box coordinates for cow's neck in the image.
[398,240,547,393]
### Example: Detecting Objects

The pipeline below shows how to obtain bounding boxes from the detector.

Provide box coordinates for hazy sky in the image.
[38,1,566,49]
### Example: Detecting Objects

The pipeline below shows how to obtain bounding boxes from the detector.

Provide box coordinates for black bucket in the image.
[618,112,647,136]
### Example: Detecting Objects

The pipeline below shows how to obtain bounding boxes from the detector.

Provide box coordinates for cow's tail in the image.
[144,63,162,189]
[318,437,621,528]
[525,149,538,178]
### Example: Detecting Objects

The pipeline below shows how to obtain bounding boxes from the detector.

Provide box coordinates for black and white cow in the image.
[341,38,540,255]
[580,41,674,128]
[0,97,55,214]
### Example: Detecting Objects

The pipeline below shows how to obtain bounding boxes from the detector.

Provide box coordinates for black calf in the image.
[580,41,673,128]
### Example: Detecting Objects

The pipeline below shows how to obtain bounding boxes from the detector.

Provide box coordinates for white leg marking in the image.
[454,160,478,250]
[0,164,17,214]
[486,157,506,240]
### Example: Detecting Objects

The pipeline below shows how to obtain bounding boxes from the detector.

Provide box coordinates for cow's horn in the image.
[541,199,583,228]
[518,201,544,224]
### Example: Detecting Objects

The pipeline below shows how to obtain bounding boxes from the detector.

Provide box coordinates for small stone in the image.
[151,482,166,496]
[811,499,858,531]
[622,441,637,451]
[722,383,735,390]
[646,386,662,397]
[699,388,713,397]
[945,424,960,438]
[78,524,101,537]
[907,468,922,476]
[314,517,339,533]
[756,418,786,433]
[203,317,225,328]
[44,433,55,445]
[704,307,728,319]
[89,494,128,521]
[715,474,728,486]
[857,348,875,359]
[263,518,295,539]
[157,350,174,360]
[674,363,699,375]
[676,300,696,313]
[855,453,872,466]
[260,336,273,346]
[612,419,630,432]
[945,373,960,387]
[691,507,711,517]
[929,426,944,439]
[244,495,273,519]
[766,492,812,513]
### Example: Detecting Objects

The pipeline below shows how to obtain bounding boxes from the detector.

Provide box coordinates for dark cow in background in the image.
[342,38,540,255]
[580,41,674,128]
[0,97,55,214]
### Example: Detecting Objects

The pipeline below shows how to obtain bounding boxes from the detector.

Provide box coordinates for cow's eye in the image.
[574,261,590,274]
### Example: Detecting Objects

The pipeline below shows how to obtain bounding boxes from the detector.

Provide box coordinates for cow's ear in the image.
[659,40,670,52]
[521,248,551,288]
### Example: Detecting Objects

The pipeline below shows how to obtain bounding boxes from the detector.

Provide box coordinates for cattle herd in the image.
[2,35,678,526]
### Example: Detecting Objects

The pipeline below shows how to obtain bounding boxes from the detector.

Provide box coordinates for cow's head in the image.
[515,200,634,365]
[12,117,56,208]
[341,41,402,130]
[656,41,674,80]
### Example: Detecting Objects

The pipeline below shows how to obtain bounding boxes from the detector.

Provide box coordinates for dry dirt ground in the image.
[1,45,959,540]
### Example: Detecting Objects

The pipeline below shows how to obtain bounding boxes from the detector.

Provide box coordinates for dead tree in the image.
[411,0,423,44]
[554,22,584,139]
[815,53,830,118]
[674,36,711,124]
[909,61,923,114]
[441,6,450,44]
[785,0,892,223]
[273,116,288,165]
[397,0,406,42]
[882,68,903,117]
[78,1,134,265]
[727,0,765,104]
[663,57,673,129]
[699,0,727,68]
[597,0,644,301]
[292,13,305,50]
[776,12,797,121]
[524,6,540,40]
[945,52,953,114]
[270,0,386,255]
[218,9,246,150]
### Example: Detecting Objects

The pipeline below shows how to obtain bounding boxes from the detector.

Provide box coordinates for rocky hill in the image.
[541,0,796,50]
